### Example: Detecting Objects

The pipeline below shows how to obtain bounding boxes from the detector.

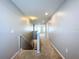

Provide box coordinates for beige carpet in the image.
[13,39,62,59]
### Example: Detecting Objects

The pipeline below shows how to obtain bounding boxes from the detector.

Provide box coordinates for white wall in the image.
[48,0,79,59]
[0,0,25,59]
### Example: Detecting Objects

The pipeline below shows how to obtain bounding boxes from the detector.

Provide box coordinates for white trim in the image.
[37,32,40,53]
[11,49,22,59]
[50,41,65,59]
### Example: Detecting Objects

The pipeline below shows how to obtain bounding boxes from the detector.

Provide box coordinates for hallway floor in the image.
[13,39,62,59]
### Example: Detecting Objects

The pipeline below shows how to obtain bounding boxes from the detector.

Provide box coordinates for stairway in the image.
[12,39,62,59]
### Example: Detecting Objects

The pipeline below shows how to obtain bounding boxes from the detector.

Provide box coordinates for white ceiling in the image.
[11,0,64,24]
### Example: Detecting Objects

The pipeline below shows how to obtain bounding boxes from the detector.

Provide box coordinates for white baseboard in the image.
[49,41,65,59]
[11,48,22,59]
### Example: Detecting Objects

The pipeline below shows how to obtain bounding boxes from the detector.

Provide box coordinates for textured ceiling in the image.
[11,0,64,24]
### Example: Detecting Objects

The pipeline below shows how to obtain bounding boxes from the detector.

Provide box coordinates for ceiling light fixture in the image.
[21,16,38,25]
[45,12,48,16]
[21,16,38,21]
[29,16,38,20]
